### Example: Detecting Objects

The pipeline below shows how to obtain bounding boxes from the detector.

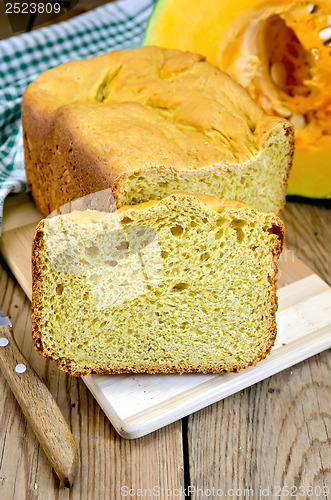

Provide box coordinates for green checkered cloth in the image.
[0,0,154,232]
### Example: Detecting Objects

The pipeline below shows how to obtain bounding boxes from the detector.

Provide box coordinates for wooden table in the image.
[0,199,330,499]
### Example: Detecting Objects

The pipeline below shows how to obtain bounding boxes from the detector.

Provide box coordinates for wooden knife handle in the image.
[0,324,78,487]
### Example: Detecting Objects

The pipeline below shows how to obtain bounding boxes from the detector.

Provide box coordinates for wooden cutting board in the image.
[1,193,331,438]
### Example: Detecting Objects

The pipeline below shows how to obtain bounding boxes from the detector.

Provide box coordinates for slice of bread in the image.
[22,46,294,217]
[32,192,284,376]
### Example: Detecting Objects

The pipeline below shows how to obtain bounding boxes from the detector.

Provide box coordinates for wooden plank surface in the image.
[187,351,331,499]
[0,199,330,497]
[187,200,331,499]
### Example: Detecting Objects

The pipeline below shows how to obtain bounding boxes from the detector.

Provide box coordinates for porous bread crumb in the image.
[22,46,294,217]
[32,192,284,376]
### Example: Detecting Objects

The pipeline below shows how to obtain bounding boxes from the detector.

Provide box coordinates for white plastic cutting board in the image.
[1,193,331,438]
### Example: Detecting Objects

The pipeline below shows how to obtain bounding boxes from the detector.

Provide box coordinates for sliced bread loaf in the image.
[32,192,284,375]
[22,46,294,216]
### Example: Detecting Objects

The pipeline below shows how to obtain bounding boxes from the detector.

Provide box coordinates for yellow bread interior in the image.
[22,46,294,216]
[32,192,284,376]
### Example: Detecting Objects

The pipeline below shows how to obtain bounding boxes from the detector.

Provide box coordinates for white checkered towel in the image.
[0,0,154,232]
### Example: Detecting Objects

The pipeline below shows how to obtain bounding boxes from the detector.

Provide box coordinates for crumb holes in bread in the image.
[268,224,283,238]
[121,216,133,224]
[106,260,118,267]
[116,240,129,251]
[161,250,168,259]
[216,218,226,227]
[170,224,184,236]
[56,284,64,295]
[86,245,100,257]
[231,219,247,243]
[171,282,189,291]
[200,251,210,261]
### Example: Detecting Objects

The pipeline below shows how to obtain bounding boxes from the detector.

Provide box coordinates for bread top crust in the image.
[23,46,290,179]
[39,191,285,256]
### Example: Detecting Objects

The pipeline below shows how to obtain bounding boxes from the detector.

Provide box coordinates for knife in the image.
[0,307,78,487]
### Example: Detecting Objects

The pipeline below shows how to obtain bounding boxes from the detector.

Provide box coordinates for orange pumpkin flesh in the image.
[144,0,331,198]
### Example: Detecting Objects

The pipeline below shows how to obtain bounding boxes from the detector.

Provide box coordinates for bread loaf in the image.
[22,46,294,217]
[32,192,284,376]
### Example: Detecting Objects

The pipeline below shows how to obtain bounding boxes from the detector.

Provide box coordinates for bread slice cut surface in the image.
[32,192,284,375]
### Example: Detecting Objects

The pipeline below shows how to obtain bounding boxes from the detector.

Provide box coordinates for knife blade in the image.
[0,306,78,487]
[0,308,11,326]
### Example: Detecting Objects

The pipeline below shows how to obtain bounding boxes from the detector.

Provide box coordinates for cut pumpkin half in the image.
[144,0,331,198]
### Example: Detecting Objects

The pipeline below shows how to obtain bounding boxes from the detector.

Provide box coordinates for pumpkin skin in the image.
[144,0,331,198]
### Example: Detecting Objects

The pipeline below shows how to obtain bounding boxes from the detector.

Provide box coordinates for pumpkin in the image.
[144,0,331,198]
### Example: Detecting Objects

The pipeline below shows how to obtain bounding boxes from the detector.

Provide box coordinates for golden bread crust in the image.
[31,220,46,358]
[22,46,293,216]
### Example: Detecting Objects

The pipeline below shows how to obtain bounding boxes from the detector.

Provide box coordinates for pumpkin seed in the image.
[274,105,292,118]
[290,113,306,129]
[319,27,331,40]
[306,3,316,13]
